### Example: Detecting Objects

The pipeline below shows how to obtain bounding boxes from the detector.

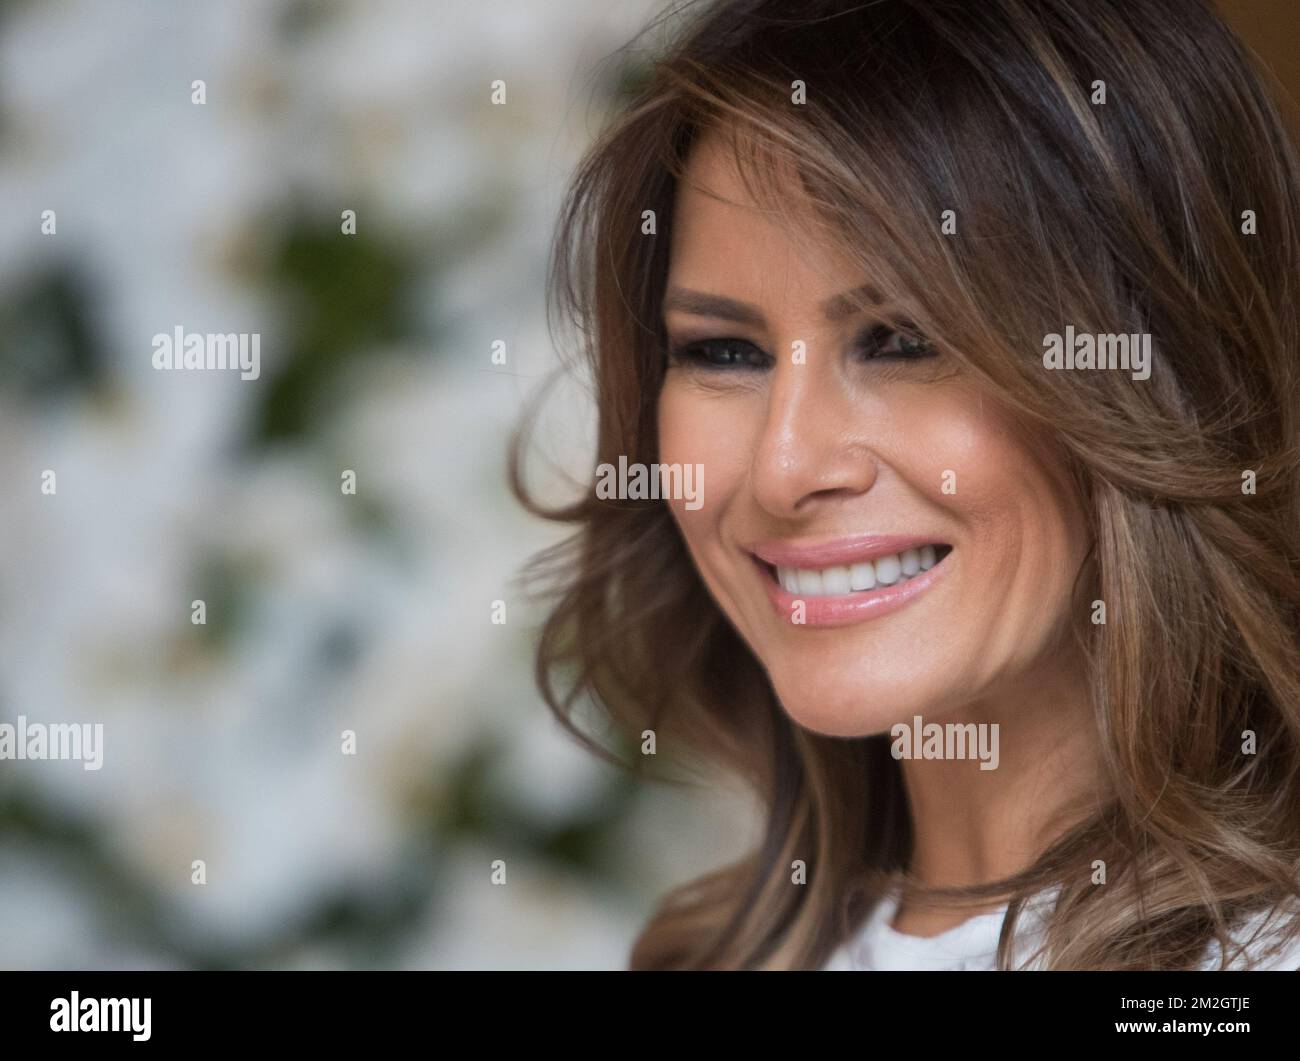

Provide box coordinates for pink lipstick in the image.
[746,535,952,627]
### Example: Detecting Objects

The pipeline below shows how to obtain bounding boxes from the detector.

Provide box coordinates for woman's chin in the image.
[770,676,936,740]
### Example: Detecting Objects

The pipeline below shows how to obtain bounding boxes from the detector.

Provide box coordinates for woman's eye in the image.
[665,326,934,370]
[857,323,935,360]
[667,338,771,370]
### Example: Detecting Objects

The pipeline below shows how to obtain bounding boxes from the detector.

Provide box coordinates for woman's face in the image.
[657,133,1092,737]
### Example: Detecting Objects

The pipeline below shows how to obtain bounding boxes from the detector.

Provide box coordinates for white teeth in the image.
[849,562,876,591]
[821,565,852,595]
[874,554,902,586]
[774,547,945,597]
[796,569,823,595]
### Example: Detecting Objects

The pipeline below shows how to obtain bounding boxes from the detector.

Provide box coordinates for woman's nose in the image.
[749,354,880,520]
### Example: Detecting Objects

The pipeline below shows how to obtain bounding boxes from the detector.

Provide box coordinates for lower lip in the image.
[758,555,950,627]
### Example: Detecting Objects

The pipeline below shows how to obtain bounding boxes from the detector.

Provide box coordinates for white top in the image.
[822,887,1300,971]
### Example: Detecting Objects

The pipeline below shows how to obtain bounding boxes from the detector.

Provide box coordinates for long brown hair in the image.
[511,0,1300,969]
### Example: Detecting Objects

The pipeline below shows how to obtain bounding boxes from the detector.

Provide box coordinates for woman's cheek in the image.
[657,384,757,521]
[873,390,997,514]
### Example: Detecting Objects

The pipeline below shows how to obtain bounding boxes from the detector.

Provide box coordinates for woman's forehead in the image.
[669,134,873,317]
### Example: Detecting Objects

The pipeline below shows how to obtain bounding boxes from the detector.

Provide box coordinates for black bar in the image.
[2,969,1294,1048]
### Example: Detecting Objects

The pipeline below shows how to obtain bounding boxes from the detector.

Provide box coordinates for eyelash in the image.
[665,323,935,370]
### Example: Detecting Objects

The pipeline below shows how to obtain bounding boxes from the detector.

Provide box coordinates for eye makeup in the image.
[664,320,937,371]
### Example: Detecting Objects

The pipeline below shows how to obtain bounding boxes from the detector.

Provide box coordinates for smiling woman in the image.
[512,0,1300,970]
[659,130,1092,735]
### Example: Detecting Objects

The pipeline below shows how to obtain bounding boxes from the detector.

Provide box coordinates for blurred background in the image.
[0,0,1293,970]
[0,0,760,970]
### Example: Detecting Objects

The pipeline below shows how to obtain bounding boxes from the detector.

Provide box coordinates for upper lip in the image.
[747,534,948,568]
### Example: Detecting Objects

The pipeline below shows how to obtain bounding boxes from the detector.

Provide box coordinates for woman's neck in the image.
[891,651,1100,937]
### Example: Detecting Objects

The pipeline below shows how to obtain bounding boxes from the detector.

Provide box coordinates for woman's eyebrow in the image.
[663,283,884,325]
[820,283,885,322]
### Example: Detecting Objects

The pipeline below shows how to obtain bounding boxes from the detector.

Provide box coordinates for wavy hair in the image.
[511,0,1300,969]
